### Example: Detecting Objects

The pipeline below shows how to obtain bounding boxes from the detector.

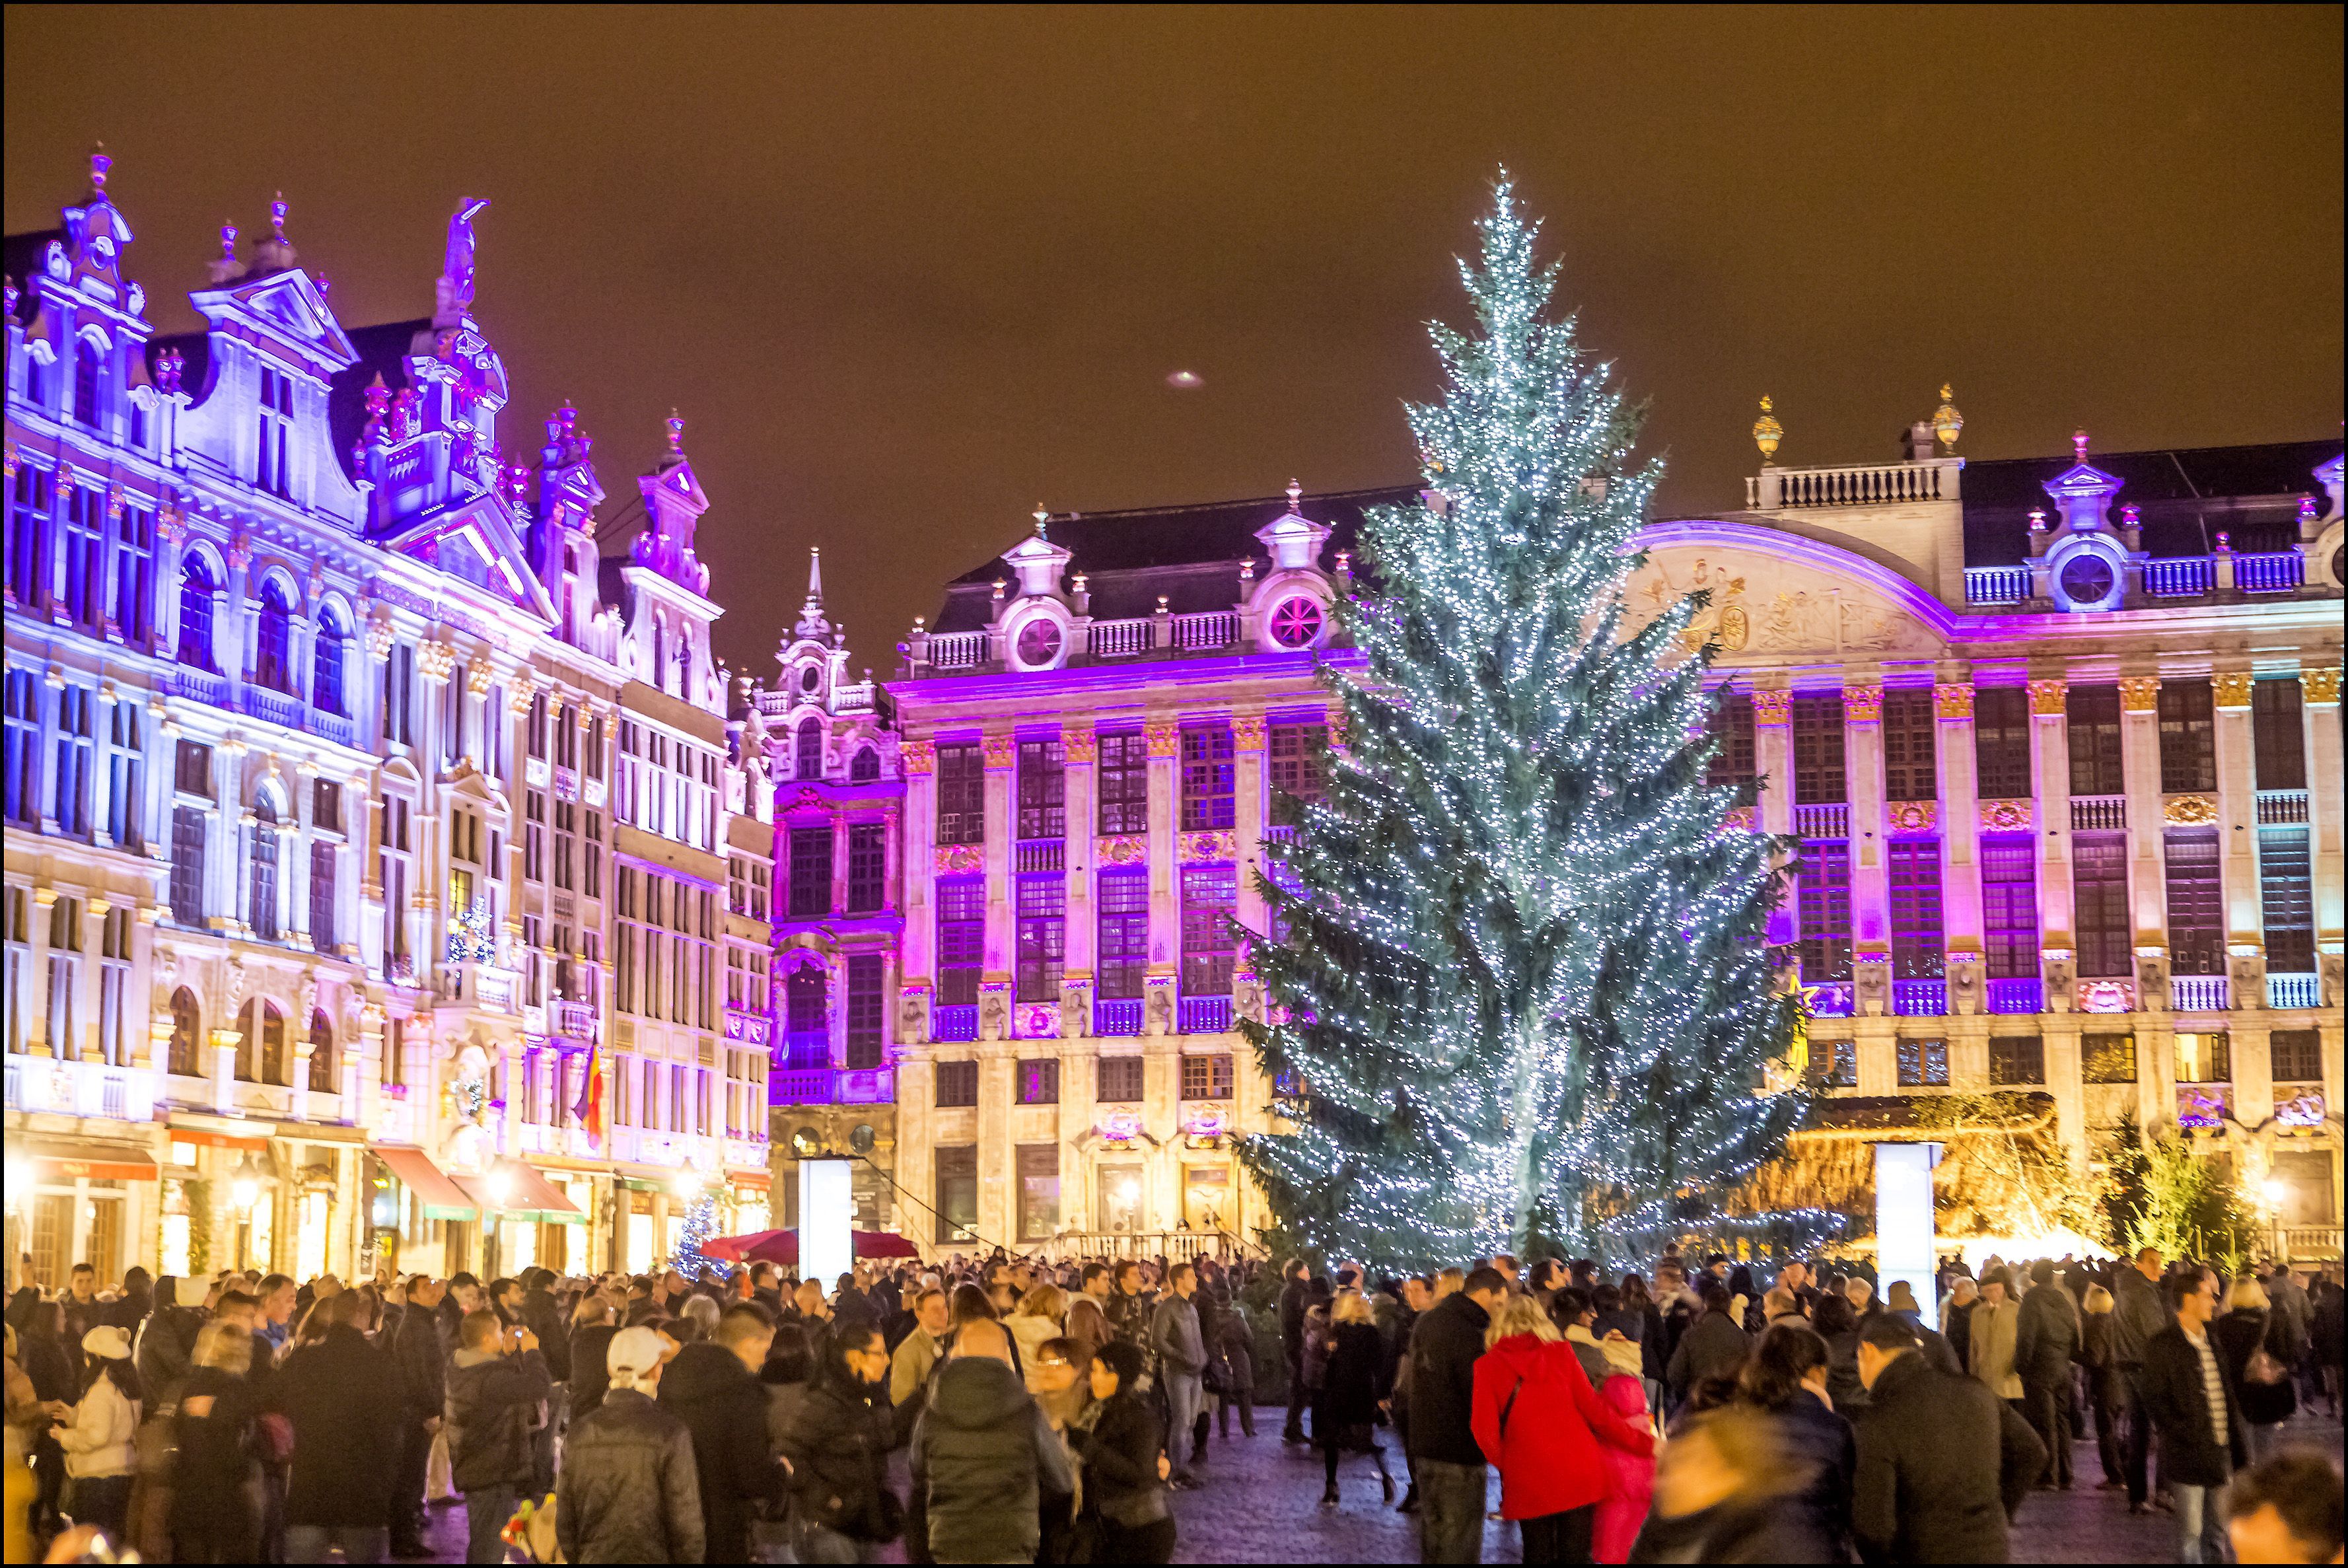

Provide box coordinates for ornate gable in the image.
[1623,520,1954,660]
[378,491,557,622]
[193,268,357,374]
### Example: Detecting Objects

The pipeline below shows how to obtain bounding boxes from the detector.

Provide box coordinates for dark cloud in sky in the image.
[7,6,2338,682]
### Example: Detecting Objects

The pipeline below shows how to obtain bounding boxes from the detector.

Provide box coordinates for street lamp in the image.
[231,1154,265,1273]
[483,1163,514,1280]
[2260,1177,2290,1262]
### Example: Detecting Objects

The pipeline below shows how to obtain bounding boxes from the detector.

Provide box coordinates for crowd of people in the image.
[0,1242,2339,1565]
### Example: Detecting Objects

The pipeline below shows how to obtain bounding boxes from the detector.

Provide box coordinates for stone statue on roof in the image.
[436,197,490,324]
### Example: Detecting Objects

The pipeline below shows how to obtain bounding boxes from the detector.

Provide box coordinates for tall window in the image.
[61,486,104,632]
[1881,690,1937,802]
[1180,1053,1235,1100]
[312,605,347,715]
[2073,834,2131,977]
[1888,839,1943,978]
[98,907,131,1066]
[5,467,50,609]
[73,338,103,428]
[1098,867,1148,1000]
[849,746,880,783]
[1706,691,1758,804]
[110,505,153,645]
[1989,1035,2044,1086]
[2271,1030,2323,1084]
[309,841,338,953]
[1896,1038,1950,1088]
[2259,828,2315,974]
[1981,834,2038,980]
[1797,840,1853,983]
[789,825,832,917]
[935,1146,978,1244]
[256,365,293,497]
[1097,732,1149,834]
[380,643,413,745]
[2158,680,2216,794]
[1098,1055,1145,1102]
[1016,876,1064,1002]
[935,1061,979,1107]
[177,555,217,670]
[795,717,823,781]
[784,966,827,1069]
[45,897,81,1060]
[1180,725,1236,830]
[3,888,28,1056]
[307,1010,336,1094]
[2066,686,2124,795]
[1017,738,1064,839]
[1973,687,2032,800]
[104,699,142,851]
[2251,678,2306,790]
[1180,867,1238,996]
[2164,827,2223,974]
[250,799,281,940]
[935,742,984,845]
[168,987,201,1077]
[170,806,207,925]
[1017,1059,1061,1104]
[1791,695,1845,804]
[936,876,983,1007]
[2,671,38,827]
[175,738,213,799]
[238,999,291,1087]
[845,953,884,1069]
[254,577,295,692]
[846,823,885,913]
[52,685,94,838]
[1268,721,1328,824]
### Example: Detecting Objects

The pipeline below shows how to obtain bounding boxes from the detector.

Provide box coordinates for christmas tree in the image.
[1238,180,1807,1266]
[668,1186,725,1277]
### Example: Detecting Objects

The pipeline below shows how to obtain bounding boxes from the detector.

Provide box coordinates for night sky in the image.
[6,7,2339,684]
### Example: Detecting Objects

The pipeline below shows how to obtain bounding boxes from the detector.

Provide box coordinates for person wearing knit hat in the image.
[554,1324,704,1563]
[55,1326,143,1538]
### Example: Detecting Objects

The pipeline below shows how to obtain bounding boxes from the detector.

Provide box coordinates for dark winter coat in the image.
[1765,1392,1857,1563]
[135,1304,203,1413]
[555,1386,706,1565]
[909,1355,1075,1564]
[392,1303,447,1425]
[1852,1349,2045,1564]
[568,1322,617,1419]
[779,1370,899,1543]
[443,1347,550,1493]
[2140,1322,2249,1488]
[1629,1493,1842,1564]
[2213,1306,2298,1427]
[170,1365,260,1551]
[1149,1293,1206,1380]
[518,1286,571,1382]
[1665,1308,1751,1404]
[1077,1387,1170,1528]
[1279,1278,1310,1365]
[1943,1299,1975,1372]
[2013,1283,2081,1389]
[1314,1320,1389,1434]
[277,1324,403,1528]
[660,1340,785,1563]
[2108,1267,2170,1367]
[1404,1291,1491,1467]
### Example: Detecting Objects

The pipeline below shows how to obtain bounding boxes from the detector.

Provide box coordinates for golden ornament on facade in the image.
[1750,689,1793,726]
[1752,397,1783,464]
[1842,686,1884,724]
[2302,668,2343,704]
[2211,671,2254,709]
[981,734,1016,770]
[415,639,456,683]
[2162,793,2220,826]
[2119,676,2162,711]
[2028,679,2068,716]
[1144,722,1181,760]
[1979,799,2034,832]
[1231,715,1267,752]
[900,740,936,775]
[1932,385,1963,450]
[933,844,984,874]
[1888,801,1939,834]
[466,661,494,697]
[1933,684,1974,721]
[1060,725,1097,764]
[1096,834,1147,867]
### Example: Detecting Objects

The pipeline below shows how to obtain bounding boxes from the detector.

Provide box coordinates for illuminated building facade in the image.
[3,155,770,1287]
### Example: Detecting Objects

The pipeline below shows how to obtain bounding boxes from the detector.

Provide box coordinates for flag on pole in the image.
[573,1046,604,1147]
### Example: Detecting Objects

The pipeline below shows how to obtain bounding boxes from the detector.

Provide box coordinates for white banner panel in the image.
[799,1157,855,1288]
[1874,1141,1942,1326]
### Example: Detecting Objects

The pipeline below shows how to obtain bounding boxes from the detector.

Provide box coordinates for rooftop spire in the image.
[2073,428,2090,462]
[795,546,832,640]
[1933,384,1963,450]
[207,220,244,285]
[247,192,297,277]
[666,409,685,452]
[1752,396,1783,464]
[1033,504,1050,541]
[1287,478,1303,513]
[87,143,110,199]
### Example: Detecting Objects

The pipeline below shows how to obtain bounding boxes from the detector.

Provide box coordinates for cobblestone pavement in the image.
[413,1408,2346,1563]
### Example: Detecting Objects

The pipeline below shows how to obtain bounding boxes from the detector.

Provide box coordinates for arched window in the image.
[177,556,217,670]
[255,577,295,692]
[168,987,201,1077]
[849,746,880,783]
[784,966,827,1069]
[312,604,347,715]
[238,999,290,1087]
[795,717,824,781]
[73,338,102,428]
[250,797,280,941]
[307,1008,335,1094]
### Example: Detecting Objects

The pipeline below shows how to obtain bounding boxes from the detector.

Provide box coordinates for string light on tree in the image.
[667,1164,725,1276]
[1235,177,1809,1267]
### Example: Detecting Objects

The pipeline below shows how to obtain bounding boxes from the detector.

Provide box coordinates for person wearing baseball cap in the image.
[53,1326,143,1538]
[556,1326,705,1563]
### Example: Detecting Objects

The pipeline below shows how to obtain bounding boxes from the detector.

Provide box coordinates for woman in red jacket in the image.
[1472,1293,1655,1564]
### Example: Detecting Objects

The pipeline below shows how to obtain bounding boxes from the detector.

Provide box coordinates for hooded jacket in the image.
[909,1355,1075,1564]
[659,1339,784,1563]
[779,1367,899,1544]
[1470,1335,1652,1520]
[556,1386,705,1565]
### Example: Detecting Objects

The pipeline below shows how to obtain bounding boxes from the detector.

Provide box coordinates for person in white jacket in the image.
[50,1326,143,1542]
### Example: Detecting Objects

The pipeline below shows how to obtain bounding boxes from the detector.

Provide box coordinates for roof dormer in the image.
[1002,508,1074,598]
[1254,479,1333,571]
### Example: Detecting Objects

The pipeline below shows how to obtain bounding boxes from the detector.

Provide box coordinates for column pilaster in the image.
[1844,682,1889,1001]
[2118,675,2168,1005]
[1937,679,1985,1011]
[1144,719,1180,1032]
[1063,722,1098,981]
[2302,668,2343,1008]
[2211,671,2261,1008]
[2030,676,2074,1009]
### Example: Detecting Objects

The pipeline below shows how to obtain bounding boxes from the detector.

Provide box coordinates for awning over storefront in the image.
[459,1162,586,1224]
[374,1146,479,1221]
[26,1150,157,1183]
[168,1128,270,1153]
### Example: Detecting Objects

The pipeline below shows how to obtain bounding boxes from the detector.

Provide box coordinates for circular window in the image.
[791,1127,822,1158]
[1014,618,1063,668]
[799,664,820,694]
[849,1123,876,1155]
[1268,595,1324,649]
[2333,544,2344,587]
[2058,552,2116,606]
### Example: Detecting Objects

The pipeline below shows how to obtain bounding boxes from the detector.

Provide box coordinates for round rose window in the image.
[1268,595,1324,649]
[1014,618,1063,667]
[2058,552,2116,606]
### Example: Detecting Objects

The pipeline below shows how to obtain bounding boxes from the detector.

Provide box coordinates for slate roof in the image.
[3,231,64,323]
[1957,439,2338,567]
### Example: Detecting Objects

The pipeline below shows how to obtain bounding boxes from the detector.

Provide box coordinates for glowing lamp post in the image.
[2259,1177,2290,1262]
[484,1163,514,1279]
[231,1153,268,1273]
